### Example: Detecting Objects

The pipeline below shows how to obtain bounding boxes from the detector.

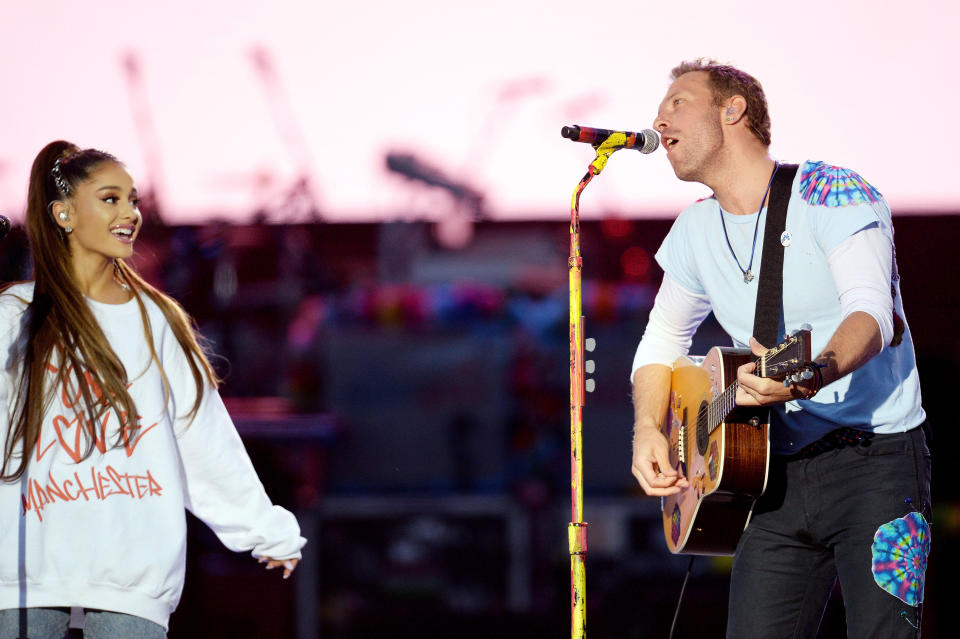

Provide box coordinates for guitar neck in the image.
[706,378,742,437]
[705,329,812,436]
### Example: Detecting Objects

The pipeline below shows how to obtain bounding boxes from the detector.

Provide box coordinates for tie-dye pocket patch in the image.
[871,511,930,606]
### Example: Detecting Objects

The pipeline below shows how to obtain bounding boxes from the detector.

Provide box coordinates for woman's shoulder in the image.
[132,289,187,351]
[0,281,34,314]
[139,288,178,327]
[0,282,33,346]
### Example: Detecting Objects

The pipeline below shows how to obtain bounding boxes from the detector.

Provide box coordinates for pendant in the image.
[743,271,754,284]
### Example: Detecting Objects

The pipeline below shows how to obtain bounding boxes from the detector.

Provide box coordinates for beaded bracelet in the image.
[800,363,825,399]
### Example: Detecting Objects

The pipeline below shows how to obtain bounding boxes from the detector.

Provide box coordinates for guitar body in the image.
[661,347,771,555]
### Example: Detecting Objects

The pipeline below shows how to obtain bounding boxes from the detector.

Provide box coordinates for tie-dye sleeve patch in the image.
[799,161,883,207]
[871,511,930,606]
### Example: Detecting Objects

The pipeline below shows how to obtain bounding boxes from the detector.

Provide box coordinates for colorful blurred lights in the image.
[620,246,650,280]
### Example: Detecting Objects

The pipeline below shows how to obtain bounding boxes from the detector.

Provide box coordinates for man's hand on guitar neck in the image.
[738,312,884,407]
[736,337,817,406]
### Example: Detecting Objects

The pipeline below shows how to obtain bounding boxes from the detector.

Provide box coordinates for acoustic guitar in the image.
[661,329,812,555]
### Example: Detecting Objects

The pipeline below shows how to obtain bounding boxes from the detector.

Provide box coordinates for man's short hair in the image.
[671,59,771,147]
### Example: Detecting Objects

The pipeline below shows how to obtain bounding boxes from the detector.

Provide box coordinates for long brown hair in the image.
[1,140,220,480]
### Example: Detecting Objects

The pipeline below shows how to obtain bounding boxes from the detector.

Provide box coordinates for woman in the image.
[0,141,305,638]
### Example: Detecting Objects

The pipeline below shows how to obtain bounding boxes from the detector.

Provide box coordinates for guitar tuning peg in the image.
[585,360,595,374]
[791,373,801,383]
[585,379,596,393]
[800,323,812,332]
[783,379,791,388]
[585,338,596,352]
[800,369,813,380]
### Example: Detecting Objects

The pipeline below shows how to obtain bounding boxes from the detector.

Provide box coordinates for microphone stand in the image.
[567,132,628,639]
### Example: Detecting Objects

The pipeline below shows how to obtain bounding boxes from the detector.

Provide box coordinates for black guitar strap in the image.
[752,163,799,348]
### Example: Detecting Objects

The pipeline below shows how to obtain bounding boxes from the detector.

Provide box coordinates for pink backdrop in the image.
[1,1,956,223]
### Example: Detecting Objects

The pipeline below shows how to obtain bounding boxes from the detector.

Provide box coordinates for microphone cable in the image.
[668,556,696,639]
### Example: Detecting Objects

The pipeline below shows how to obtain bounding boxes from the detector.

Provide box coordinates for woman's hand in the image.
[258,556,299,579]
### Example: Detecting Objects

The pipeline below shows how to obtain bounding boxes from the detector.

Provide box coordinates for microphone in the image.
[561,125,659,154]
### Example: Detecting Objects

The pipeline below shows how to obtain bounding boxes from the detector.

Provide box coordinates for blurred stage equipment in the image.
[385,151,486,249]
[562,126,659,639]
[121,51,168,224]
[385,152,485,218]
[249,46,323,221]
[461,74,551,175]
[0,215,10,240]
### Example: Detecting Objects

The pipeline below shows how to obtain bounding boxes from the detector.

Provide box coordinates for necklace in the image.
[113,260,131,292]
[718,161,779,284]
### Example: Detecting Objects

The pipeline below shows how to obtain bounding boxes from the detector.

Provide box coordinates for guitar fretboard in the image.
[707,380,740,435]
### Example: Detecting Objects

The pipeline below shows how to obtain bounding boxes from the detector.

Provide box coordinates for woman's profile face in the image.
[63,161,142,264]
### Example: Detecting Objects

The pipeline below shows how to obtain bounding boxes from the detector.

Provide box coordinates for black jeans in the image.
[727,425,931,638]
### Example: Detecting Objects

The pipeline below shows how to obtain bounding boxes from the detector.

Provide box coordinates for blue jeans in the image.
[727,424,932,638]
[0,608,165,639]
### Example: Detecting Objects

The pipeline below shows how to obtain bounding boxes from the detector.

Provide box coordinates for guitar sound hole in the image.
[696,400,709,457]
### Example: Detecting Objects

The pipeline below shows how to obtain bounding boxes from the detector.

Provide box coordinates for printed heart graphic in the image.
[52,414,84,463]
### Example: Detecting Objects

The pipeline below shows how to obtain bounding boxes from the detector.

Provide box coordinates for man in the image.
[630,59,930,638]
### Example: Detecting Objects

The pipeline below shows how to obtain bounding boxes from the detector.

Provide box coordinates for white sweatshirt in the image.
[0,283,306,630]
